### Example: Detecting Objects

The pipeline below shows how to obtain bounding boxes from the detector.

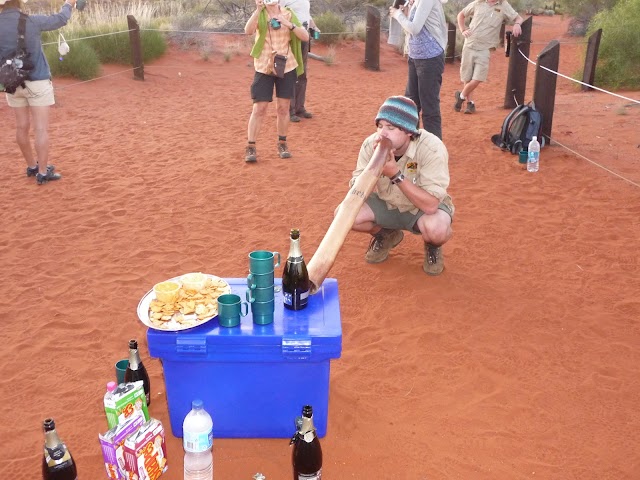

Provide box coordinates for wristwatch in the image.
[390,172,405,185]
[289,24,296,31]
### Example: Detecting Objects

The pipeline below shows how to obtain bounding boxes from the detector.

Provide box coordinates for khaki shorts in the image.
[5,79,55,107]
[460,48,491,83]
[366,193,454,233]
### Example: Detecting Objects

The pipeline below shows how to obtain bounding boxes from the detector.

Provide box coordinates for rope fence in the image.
[38,25,640,188]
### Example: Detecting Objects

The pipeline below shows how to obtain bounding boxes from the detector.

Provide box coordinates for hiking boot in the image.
[423,243,444,275]
[26,164,55,177]
[297,110,313,119]
[454,91,464,112]
[245,145,257,163]
[277,141,292,159]
[464,101,476,114]
[365,229,404,264]
[36,170,62,185]
[290,115,301,123]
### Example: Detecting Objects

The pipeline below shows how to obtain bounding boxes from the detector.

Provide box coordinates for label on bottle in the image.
[303,431,315,443]
[297,469,322,480]
[44,445,77,478]
[183,430,213,453]
[283,289,309,308]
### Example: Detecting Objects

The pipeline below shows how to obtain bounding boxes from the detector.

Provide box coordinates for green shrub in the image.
[588,0,640,89]
[314,11,345,45]
[45,40,101,80]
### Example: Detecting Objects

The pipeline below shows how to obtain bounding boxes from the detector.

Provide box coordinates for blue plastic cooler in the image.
[147,278,342,439]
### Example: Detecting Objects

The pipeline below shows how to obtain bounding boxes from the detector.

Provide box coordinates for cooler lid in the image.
[147,278,342,362]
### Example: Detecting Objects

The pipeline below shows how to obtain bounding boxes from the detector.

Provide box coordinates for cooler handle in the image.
[282,337,311,360]
[176,336,207,355]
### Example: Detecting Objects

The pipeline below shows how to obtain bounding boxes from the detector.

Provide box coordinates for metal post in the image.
[365,6,380,71]
[503,16,532,109]
[446,21,456,64]
[127,15,144,81]
[532,40,560,143]
[582,28,601,91]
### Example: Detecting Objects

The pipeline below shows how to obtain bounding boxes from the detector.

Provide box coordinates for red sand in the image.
[1,15,639,480]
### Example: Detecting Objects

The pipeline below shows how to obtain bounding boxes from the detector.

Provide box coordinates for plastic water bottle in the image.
[527,136,540,172]
[183,399,213,480]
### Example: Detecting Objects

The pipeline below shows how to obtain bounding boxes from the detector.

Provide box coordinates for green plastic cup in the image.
[217,293,249,327]
[115,359,129,384]
[249,250,280,274]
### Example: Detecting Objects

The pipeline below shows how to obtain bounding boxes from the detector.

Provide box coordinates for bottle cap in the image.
[290,228,300,239]
[532,136,537,141]
[192,399,203,409]
[302,405,313,417]
[128,339,138,349]
[106,381,117,392]
[43,418,55,431]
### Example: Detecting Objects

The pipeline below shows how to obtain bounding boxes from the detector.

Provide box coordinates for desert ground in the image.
[1,13,639,480]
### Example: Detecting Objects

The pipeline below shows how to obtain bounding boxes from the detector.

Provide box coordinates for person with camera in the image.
[1,0,76,185]
[347,96,454,275]
[455,0,523,114]
[389,0,448,140]
[282,0,319,123]
[244,0,308,163]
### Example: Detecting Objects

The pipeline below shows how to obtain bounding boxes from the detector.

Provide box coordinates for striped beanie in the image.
[375,96,420,135]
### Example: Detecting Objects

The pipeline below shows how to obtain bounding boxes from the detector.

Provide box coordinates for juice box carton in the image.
[104,380,150,429]
[99,415,145,479]
[123,418,168,480]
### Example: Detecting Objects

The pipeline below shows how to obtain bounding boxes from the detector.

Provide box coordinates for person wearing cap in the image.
[244,0,308,163]
[1,0,76,184]
[389,0,448,140]
[348,96,454,275]
[455,0,523,114]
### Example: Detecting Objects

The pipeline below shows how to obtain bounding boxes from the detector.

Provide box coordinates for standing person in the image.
[244,0,308,163]
[347,96,454,276]
[389,0,447,140]
[1,0,76,185]
[281,0,319,123]
[455,0,523,114]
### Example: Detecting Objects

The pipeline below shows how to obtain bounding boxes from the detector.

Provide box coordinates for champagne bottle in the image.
[291,405,322,480]
[124,339,151,406]
[42,418,78,480]
[282,229,310,311]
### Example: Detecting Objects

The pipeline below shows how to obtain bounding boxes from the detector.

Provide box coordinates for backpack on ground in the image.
[491,101,544,154]
[0,13,33,95]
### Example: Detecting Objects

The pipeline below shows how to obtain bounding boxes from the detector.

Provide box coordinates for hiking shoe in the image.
[36,170,62,185]
[290,115,301,123]
[423,243,444,275]
[26,164,55,177]
[245,145,257,163]
[464,101,476,114]
[297,110,313,119]
[365,229,404,264]
[454,91,464,112]
[277,141,292,159]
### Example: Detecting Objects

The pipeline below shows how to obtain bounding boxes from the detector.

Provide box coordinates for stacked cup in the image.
[247,250,280,325]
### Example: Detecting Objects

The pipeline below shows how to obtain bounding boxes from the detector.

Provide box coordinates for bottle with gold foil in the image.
[124,339,151,406]
[291,405,322,480]
[42,418,78,480]
[282,229,310,311]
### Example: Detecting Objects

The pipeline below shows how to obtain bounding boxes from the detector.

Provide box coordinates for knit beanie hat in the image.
[375,96,420,135]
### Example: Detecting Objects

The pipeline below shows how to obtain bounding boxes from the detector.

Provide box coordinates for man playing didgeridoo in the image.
[348,96,454,275]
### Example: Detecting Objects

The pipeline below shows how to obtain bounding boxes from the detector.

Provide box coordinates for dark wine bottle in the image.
[42,418,78,480]
[124,339,151,406]
[282,229,310,311]
[291,405,322,480]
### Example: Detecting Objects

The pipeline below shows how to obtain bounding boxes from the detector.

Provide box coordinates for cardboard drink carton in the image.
[123,418,168,480]
[99,416,145,479]
[104,381,150,429]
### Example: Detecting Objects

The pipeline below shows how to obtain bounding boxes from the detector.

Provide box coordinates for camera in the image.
[392,0,406,8]
[269,18,281,29]
[308,27,320,40]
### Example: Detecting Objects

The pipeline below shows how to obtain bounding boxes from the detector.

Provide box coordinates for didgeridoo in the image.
[307,136,392,294]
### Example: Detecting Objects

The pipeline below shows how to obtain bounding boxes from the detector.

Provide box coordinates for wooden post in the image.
[127,15,144,81]
[582,28,601,91]
[503,16,532,109]
[499,22,505,47]
[446,21,456,64]
[532,40,560,143]
[365,6,380,71]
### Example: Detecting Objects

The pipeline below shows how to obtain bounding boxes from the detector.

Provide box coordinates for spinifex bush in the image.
[45,41,100,80]
[314,12,346,45]
[588,0,640,89]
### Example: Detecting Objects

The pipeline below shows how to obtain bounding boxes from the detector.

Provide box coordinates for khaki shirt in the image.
[351,130,453,215]
[253,10,299,75]
[462,0,518,50]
